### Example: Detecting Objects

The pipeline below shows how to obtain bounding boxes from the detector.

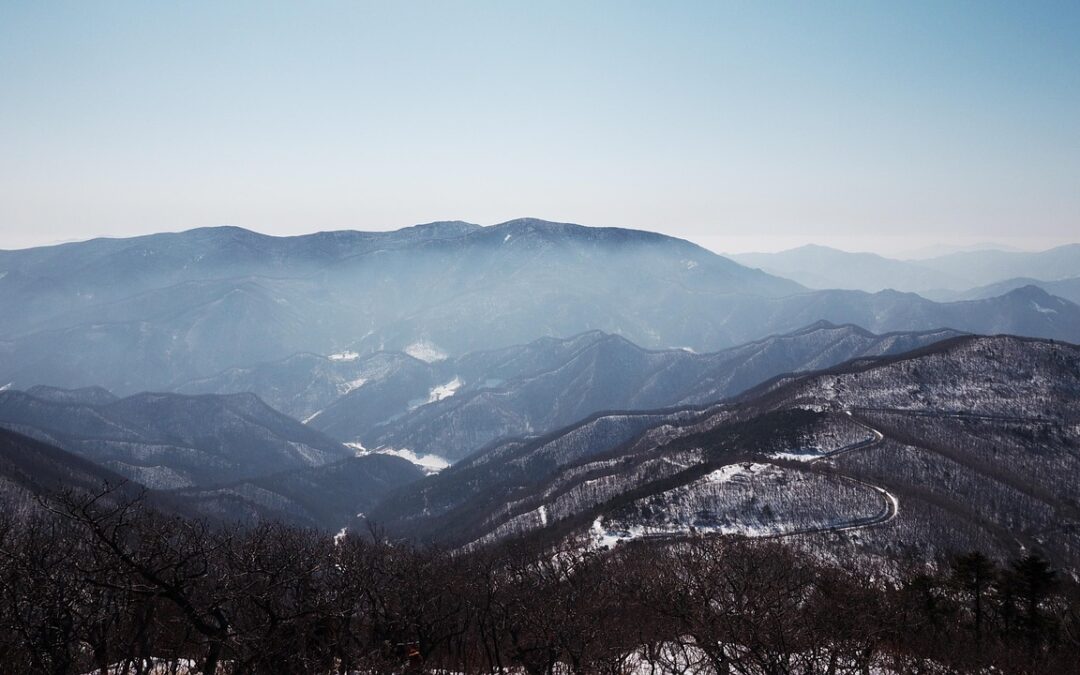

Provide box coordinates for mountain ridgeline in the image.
[177,322,961,462]
[3,219,1080,396]
[732,243,1080,294]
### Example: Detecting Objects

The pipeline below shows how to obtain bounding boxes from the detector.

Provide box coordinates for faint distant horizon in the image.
[0,219,1072,260]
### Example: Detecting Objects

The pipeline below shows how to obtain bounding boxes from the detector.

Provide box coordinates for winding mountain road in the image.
[590,411,900,547]
[780,410,898,537]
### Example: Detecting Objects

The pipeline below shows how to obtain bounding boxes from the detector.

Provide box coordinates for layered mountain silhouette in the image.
[3,219,1080,395]
[914,244,1080,287]
[734,243,1080,294]
[3,219,1080,574]
[731,244,967,292]
[929,276,1080,304]
[355,323,962,461]
[176,322,959,462]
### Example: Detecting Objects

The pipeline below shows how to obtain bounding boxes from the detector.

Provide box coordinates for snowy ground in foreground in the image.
[84,644,941,675]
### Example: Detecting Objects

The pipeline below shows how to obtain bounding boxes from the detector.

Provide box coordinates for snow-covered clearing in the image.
[328,350,360,361]
[404,340,448,363]
[427,377,462,402]
[345,442,450,474]
[592,460,887,548]
[338,377,367,395]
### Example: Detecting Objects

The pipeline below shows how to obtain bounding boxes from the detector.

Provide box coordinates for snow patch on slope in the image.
[338,377,367,395]
[704,462,769,483]
[427,377,462,403]
[404,340,448,363]
[771,448,824,462]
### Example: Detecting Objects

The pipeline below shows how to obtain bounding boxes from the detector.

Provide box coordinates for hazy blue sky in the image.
[1,1,1078,254]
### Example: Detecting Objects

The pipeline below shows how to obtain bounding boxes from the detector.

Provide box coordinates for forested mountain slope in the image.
[371,335,1080,571]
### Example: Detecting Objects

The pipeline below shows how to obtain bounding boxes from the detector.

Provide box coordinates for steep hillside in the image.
[0,426,137,499]
[173,454,426,530]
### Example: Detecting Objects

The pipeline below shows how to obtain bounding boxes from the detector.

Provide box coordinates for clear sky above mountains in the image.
[1,1,1077,254]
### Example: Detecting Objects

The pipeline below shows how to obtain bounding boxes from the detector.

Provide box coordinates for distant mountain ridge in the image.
[914,244,1080,287]
[731,244,967,292]
[177,322,961,462]
[0,218,803,393]
[2,219,1079,396]
[732,243,1080,293]
[0,426,139,500]
[0,386,431,530]
[357,322,963,461]
[927,276,1080,305]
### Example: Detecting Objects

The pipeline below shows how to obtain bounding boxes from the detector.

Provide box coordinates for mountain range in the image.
[2,219,1080,574]
[335,322,960,461]
[732,243,1080,294]
[927,275,1080,304]
[0,321,971,532]
[731,245,968,292]
[176,322,954,459]
[4,219,1080,397]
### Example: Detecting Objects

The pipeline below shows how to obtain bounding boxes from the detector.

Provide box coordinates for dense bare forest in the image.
[2,485,1077,675]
